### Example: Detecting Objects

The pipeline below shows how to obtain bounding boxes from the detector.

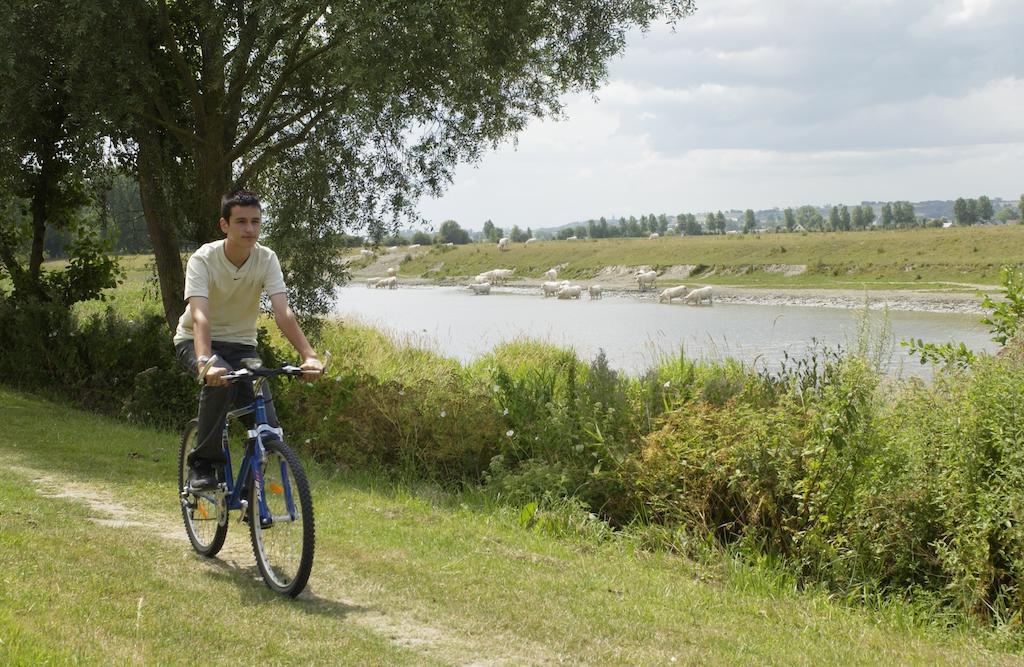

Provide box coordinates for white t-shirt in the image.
[173,240,287,346]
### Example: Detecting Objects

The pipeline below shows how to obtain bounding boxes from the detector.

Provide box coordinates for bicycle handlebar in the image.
[198,351,332,385]
[220,365,308,382]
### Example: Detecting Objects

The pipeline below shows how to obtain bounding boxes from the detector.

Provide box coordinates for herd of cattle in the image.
[361,235,712,304]
[364,265,712,304]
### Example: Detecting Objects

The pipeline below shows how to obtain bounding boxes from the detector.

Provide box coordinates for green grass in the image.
[1,387,1018,664]
[396,226,1024,289]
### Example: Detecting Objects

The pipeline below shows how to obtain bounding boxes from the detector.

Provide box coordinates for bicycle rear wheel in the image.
[178,418,228,557]
[248,439,315,597]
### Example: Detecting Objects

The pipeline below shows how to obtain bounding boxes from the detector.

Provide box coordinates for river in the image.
[332,285,997,378]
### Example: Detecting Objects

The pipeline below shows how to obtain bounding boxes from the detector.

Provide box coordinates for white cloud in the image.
[942,0,994,25]
[418,0,1024,230]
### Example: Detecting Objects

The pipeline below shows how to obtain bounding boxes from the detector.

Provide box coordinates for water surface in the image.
[333,285,996,377]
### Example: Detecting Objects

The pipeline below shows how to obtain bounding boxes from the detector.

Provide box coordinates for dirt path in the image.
[9,462,550,666]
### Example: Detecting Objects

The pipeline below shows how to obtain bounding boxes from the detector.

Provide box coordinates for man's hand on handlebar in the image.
[301,355,324,380]
[203,365,229,387]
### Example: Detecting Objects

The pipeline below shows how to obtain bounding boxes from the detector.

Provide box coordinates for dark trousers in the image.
[175,340,280,466]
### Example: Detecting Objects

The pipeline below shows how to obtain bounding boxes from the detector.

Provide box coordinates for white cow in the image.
[474,273,489,283]
[541,281,562,297]
[375,276,398,289]
[649,232,660,239]
[366,277,381,288]
[658,285,689,303]
[498,237,510,251]
[491,268,515,284]
[543,268,558,281]
[524,238,538,244]
[408,243,421,250]
[468,282,492,295]
[557,285,583,300]
[565,235,578,241]
[387,267,397,277]
[360,248,374,257]
[636,270,658,292]
[588,285,603,300]
[685,285,713,305]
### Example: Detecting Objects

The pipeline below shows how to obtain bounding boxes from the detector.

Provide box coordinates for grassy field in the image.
[393,226,1024,289]
[1,387,1020,665]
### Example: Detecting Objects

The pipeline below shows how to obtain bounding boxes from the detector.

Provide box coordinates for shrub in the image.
[0,298,194,428]
[276,324,502,479]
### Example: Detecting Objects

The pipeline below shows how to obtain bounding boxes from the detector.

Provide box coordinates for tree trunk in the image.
[192,151,232,245]
[137,131,187,330]
[28,148,55,283]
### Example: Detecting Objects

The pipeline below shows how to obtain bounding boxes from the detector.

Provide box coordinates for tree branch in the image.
[236,88,347,158]
[155,0,206,121]
[227,7,333,163]
[236,103,335,184]
[225,2,316,143]
[134,109,200,146]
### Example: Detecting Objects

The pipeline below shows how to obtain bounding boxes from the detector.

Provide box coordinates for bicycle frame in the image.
[210,375,296,528]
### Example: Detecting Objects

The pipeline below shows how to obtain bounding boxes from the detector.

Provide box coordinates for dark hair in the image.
[220,188,262,221]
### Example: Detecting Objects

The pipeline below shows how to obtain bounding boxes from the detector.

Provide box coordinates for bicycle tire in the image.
[248,439,315,597]
[178,418,228,557]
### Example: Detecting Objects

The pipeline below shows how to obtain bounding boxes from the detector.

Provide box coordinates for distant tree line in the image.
[392,194,1024,247]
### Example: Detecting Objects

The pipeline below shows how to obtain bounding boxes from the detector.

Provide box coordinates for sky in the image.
[417,0,1024,231]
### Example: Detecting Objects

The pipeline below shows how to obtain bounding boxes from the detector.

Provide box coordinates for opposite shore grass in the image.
[393,225,1024,289]
[1,386,1021,665]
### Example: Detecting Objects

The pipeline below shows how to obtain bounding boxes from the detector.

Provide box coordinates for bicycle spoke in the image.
[249,440,314,596]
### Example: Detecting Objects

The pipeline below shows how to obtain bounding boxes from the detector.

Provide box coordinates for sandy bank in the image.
[351,255,997,315]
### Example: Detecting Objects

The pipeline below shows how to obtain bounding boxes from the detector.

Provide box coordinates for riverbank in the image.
[358,270,995,315]
[357,226,1020,313]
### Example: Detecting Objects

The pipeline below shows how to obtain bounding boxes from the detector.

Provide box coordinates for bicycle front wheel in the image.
[248,439,315,597]
[178,419,228,557]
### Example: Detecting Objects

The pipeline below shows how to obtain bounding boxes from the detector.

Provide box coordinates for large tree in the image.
[795,205,824,231]
[72,0,693,327]
[742,209,756,233]
[0,0,114,303]
[978,195,994,222]
[880,202,893,228]
[783,207,796,232]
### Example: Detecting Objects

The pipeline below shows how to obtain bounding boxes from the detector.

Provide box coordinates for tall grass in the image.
[6,267,1024,636]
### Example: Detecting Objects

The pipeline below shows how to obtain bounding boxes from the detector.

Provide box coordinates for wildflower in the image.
[334,376,342,382]
[304,438,311,444]
[492,385,500,393]
[506,429,515,437]
[439,410,446,418]
[663,380,671,388]
[502,408,509,416]
[399,389,405,396]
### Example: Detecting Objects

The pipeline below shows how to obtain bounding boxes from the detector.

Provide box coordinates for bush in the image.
[275,325,502,479]
[626,356,882,574]
[0,298,194,428]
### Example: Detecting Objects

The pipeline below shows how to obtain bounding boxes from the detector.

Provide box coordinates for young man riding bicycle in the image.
[173,189,323,490]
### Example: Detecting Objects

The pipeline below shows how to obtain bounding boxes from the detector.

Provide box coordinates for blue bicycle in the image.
[178,356,323,597]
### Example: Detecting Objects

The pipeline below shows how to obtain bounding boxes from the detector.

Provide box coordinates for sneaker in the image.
[188,462,219,491]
